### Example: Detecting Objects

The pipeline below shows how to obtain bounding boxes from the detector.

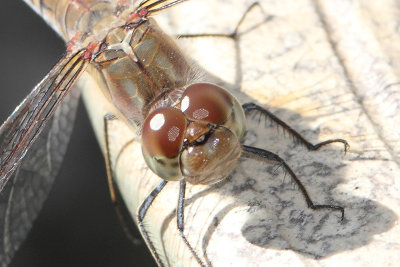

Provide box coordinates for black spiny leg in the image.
[137,180,168,266]
[178,2,271,40]
[177,179,207,267]
[103,114,142,244]
[242,145,344,221]
[242,103,349,152]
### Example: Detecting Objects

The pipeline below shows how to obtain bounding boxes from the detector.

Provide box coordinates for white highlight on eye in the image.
[150,113,165,131]
[181,96,190,112]
[168,126,180,141]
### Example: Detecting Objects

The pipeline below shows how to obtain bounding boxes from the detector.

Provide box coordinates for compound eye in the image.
[142,107,186,158]
[180,83,233,125]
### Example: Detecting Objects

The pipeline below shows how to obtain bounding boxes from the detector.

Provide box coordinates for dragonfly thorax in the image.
[89,15,247,185]
[141,83,246,185]
[92,18,192,127]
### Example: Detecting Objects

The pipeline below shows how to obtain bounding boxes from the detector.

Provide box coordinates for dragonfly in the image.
[0,0,349,266]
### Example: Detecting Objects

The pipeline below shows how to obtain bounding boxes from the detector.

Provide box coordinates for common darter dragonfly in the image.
[1,1,154,265]
[0,0,348,266]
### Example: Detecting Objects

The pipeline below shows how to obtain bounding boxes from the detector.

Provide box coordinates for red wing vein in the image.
[0,50,89,190]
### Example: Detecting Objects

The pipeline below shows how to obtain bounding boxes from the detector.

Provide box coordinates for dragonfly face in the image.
[142,83,246,184]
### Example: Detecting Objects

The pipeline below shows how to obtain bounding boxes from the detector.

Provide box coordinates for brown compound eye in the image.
[142,107,187,158]
[180,83,233,125]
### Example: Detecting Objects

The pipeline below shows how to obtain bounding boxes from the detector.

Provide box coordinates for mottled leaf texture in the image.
[0,86,80,265]
[83,0,400,266]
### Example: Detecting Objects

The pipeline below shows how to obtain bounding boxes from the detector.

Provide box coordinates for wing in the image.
[136,0,190,15]
[0,50,89,190]
[0,85,80,265]
[0,49,89,264]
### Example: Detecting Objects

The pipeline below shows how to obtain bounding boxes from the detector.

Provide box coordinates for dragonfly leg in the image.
[177,2,272,40]
[241,145,345,221]
[242,103,349,152]
[103,114,142,244]
[137,180,168,266]
[177,179,207,267]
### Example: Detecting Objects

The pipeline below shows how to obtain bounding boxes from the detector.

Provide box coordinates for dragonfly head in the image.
[141,83,246,184]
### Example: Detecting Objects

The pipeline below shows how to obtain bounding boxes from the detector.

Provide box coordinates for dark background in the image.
[0,1,154,266]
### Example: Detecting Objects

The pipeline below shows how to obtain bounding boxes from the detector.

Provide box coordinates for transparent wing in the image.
[0,50,89,190]
[136,0,190,15]
[0,85,80,265]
